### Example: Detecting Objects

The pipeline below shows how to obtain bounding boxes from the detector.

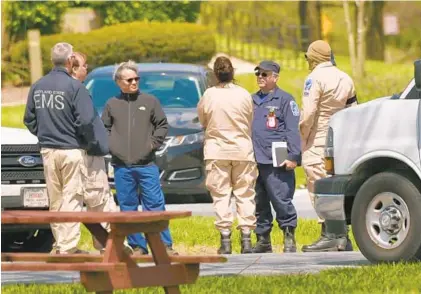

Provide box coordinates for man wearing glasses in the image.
[101,60,177,255]
[251,61,301,254]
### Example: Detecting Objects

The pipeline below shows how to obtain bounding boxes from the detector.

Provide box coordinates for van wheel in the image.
[351,172,421,263]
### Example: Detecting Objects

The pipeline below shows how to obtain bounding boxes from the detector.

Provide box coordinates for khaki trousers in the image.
[205,160,258,232]
[41,148,118,253]
[41,148,85,253]
[82,155,120,251]
[302,146,327,223]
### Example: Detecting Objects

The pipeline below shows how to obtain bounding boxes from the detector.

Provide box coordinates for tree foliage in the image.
[2,1,201,45]
[89,1,201,26]
[3,1,69,44]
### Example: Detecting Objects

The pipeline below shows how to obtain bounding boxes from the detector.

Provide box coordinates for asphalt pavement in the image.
[166,189,318,219]
[1,252,369,286]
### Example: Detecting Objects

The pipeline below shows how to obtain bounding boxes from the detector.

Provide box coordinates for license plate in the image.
[23,188,49,208]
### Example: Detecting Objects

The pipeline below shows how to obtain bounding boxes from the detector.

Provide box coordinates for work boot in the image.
[240,231,253,254]
[217,231,232,254]
[252,233,272,253]
[302,221,347,252]
[282,227,297,253]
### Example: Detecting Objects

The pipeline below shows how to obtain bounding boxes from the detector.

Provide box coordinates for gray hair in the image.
[113,60,138,81]
[51,42,73,66]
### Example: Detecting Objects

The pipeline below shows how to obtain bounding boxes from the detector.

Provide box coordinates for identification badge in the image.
[266,107,277,129]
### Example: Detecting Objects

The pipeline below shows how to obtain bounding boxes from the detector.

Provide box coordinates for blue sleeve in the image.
[23,86,37,135]
[282,95,302,164]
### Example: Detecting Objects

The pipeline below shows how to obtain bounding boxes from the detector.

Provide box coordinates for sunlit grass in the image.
[3,262,421,293]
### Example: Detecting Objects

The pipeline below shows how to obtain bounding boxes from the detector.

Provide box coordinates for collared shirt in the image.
[252,86,301,165]
[197,83,255,162]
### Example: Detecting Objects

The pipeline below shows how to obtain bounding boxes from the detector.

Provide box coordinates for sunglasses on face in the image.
[122,77,140,83]
[255,71,269,77]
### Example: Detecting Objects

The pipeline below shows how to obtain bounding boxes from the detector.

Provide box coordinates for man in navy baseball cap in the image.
[254,60,281,74]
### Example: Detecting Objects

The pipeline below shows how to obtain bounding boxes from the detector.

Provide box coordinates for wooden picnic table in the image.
[1,210,226,294]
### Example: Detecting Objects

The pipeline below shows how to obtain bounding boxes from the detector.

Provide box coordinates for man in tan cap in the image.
[299,40,357,252]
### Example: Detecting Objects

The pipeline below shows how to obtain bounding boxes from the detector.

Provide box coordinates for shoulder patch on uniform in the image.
[304,78,312,91]
[290,101,300,116]
[303,78,312,97]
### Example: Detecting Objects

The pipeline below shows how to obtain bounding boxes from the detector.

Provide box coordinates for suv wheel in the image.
[2,229,53,253]
[351,172,421,263]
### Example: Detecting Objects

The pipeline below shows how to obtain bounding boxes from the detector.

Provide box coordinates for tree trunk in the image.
[356,0,367,78]
[299,1,310,51]
[307,1,322,41]
[343,0,357,76]
[366,1,385,60]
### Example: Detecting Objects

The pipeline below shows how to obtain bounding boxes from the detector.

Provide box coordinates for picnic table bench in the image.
[1,210,227,294]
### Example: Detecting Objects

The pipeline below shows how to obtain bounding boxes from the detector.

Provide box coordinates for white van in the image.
[314,60,421,263]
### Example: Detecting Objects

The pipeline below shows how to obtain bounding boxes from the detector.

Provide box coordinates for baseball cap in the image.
[254,61,280,74]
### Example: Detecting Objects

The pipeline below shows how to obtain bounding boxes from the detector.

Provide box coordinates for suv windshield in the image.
[85,72,202,109]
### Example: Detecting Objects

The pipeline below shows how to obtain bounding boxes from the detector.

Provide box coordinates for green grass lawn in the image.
[3,262,421,293]
[77,216,356,254]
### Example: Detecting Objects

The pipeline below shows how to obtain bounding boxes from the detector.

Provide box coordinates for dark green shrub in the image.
[6,21,216,86]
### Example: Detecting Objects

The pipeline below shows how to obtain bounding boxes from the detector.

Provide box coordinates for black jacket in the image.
[101,91,168,166]
[23,67,96,150]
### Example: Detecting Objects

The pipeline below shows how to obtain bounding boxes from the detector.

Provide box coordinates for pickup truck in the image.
[314,60,421,263]
[1,127,52,252]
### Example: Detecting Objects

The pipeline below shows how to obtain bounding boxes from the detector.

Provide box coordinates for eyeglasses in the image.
[122,77,140,83]
[255,71,269,77]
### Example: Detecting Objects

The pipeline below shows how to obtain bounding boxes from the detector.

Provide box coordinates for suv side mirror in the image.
[415,59,421,91]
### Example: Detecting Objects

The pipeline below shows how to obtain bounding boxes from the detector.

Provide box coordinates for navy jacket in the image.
[23,67,97,151]
[252,86,302,165]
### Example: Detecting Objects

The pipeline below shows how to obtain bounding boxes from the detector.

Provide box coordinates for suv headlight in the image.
[167,131,204,147]
[324,127,334,174]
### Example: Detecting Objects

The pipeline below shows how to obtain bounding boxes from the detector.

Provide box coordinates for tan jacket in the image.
[197,83,255,162]
[299,62,357,158]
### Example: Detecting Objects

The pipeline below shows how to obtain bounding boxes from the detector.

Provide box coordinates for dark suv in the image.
[84,63,215,203]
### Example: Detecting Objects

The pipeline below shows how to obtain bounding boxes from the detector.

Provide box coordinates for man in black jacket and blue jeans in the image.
[101,60,176,255]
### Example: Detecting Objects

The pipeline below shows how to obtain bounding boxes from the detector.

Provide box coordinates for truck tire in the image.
[2,229,53,253]
[351,172,421,263]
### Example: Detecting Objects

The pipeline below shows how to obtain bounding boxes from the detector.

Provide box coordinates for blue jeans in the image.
[114,164,173,253]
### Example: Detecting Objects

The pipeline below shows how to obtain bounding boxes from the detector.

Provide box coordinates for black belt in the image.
[346,95,358,105]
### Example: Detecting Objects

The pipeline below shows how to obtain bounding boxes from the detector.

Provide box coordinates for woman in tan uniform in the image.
[197,56,258,254]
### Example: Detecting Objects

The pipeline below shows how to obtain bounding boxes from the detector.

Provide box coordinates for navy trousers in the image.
[254,164,297,235]
[114,164,173,253]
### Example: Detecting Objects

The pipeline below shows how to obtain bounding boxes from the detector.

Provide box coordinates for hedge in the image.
[5,21,216,86]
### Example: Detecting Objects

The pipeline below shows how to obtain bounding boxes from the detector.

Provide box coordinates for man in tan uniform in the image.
[300,40,357,252]
[198,56,257,254]
[70,52,132,254]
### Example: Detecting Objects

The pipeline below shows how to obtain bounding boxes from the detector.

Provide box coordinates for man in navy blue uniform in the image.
[251,61,301,253]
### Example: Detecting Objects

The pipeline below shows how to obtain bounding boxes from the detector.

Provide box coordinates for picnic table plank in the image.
[81,263,199,292]
[1,211,191,224]
[1,253,228,263]
[1,262,124,272]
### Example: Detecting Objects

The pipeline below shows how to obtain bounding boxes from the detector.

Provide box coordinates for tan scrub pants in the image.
[41,148,117,253]
[302,145,327,223]
[205,160,258,233]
